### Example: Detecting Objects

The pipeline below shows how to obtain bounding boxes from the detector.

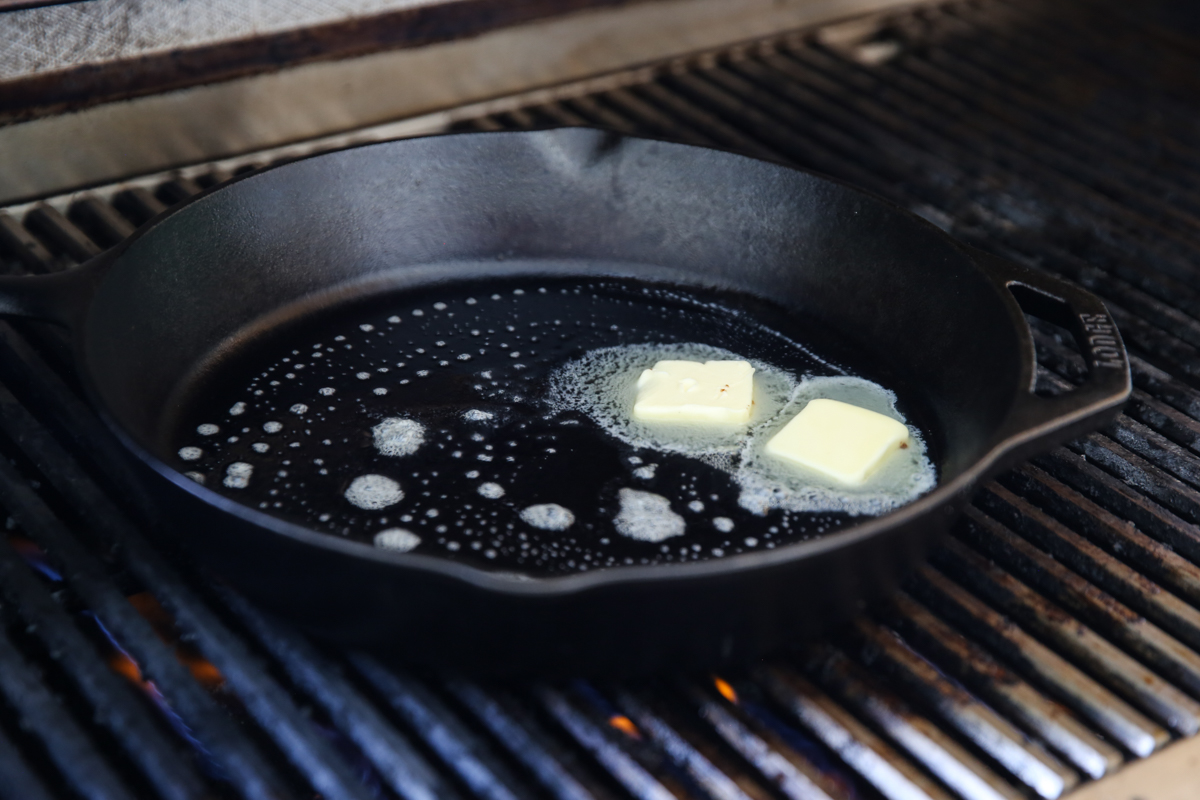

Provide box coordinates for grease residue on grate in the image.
[172,275,936,575]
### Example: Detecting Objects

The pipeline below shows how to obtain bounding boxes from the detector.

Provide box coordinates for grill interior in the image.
[2,0,1200,797]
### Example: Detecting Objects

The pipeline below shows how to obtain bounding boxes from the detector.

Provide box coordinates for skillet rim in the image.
[74,127,1121,597]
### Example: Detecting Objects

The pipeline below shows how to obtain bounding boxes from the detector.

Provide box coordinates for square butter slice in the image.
[765,398,910,486]
[633,360,755,424]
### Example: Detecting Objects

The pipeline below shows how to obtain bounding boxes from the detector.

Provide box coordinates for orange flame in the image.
[127,592,226,690]
[713,676,738,704]
[609,714,641,739]
[178,653,225,689]
[109,652,143,683]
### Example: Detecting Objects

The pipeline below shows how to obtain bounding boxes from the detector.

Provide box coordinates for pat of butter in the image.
[633,360,755,424]
[765,398,910,486]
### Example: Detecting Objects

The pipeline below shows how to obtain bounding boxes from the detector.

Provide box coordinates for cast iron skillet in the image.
[0,129,1129,674]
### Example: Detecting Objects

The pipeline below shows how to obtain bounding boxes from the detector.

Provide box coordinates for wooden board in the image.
[0,0,89,10]
[1070,735,1200,800]
[0,0,919,203]
[0,0,641,122]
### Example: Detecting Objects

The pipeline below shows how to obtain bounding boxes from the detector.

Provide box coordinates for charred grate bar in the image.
[2,0,1200,797]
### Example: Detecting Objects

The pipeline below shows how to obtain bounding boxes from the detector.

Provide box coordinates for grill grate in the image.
[2,0,1200,797]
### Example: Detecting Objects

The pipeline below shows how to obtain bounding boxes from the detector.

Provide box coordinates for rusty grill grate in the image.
[2,0,1200,797]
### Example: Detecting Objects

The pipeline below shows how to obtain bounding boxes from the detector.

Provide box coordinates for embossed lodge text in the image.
[1080,313,1124,368]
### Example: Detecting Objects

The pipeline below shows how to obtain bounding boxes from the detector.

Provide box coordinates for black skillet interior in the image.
[32,128,1126,673]
[163,268,946,575]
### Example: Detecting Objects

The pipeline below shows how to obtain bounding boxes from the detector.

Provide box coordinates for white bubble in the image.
[356,372,371,380]
[388,316,401,324]
[466,470,480,479]
[463,409,494,422]
[373,388,388,395]
[178,447,202,461]
[688,500,705,513]
[433,302,448,310]
[290,404,308,415]
[520,504,575,531]
[252,442,270,454]
[412,309,424,317]
[319,387,336,396]
[614,489,685,542]
[193,423,217,437]
[345,475,403,510]
[633,464,657,480]
[713,517,735,533]
[360,324,375,332]
[744,537,758,547]
[229,402,247,415]
[457,354,472,361]
[263,421,283,434]
[372,418,425,457]
[374,528,421,552]
[185,472,205,485]
[477,482,505,499]
[224,462,253,489]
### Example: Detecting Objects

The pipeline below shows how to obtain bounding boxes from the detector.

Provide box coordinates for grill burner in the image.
[1,0,1199,797]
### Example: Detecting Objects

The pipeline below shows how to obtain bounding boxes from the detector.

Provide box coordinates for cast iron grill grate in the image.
[1,0,1199,797]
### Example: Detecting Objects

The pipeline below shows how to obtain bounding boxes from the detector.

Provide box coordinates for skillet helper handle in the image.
[970,246,1131,461]
[0,256,107,327]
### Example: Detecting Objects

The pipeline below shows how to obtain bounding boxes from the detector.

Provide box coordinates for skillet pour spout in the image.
[0,129,1130,674]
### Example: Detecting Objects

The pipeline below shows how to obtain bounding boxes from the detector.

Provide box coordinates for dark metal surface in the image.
[0,0,1197,795]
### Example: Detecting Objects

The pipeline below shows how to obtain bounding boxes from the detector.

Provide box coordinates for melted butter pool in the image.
[172,274,938,576]
[548,346,935,517]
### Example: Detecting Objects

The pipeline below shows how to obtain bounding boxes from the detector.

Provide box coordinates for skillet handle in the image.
[969,246,1131,464]
[0,256,106,328]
